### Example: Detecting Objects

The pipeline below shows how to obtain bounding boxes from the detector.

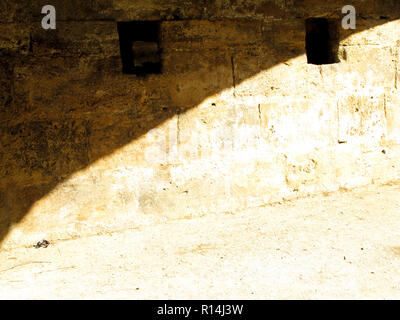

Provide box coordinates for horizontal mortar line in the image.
[29,18,263,23]
[25,16,400,24]
[30,19,116,23]
[2,15,399,24]
[16,53,121,59]
[341,44,395,47]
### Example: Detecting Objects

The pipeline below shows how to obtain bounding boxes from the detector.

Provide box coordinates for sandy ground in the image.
[1,182,400,300]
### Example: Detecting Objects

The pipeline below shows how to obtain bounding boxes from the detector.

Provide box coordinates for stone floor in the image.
[1,182,400,299]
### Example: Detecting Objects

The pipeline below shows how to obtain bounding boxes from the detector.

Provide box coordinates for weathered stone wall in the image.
[1,0,399,248]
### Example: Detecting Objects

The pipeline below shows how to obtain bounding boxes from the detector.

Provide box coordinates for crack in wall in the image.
[231,55,236,97]
[384,93,388,120]
[337,101,340,142]
[395,48,398,90]
[258,103,262,139]
[176,112,180,155]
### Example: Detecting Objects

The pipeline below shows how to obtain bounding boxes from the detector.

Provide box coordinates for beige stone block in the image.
[165,50,233,106]
[162,20,262,50]
[259,98,338,153]
[338,94,387,144]
[385,93,400,142]
[30,21,120,58]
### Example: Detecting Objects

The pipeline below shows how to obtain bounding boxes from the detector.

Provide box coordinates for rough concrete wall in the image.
[1,0,400,248]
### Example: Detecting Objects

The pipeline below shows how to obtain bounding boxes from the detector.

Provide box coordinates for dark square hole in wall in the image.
[117,21,161,75]
[305,18,340,65]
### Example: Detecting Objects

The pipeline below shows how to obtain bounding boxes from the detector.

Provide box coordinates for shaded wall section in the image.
[0,0,400,248]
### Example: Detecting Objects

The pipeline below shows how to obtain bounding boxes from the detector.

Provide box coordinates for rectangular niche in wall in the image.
[305,18,339,65]
[117,21,162,75]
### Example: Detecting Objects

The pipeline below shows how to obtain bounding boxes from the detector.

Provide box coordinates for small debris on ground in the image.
[33,240,50,249]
